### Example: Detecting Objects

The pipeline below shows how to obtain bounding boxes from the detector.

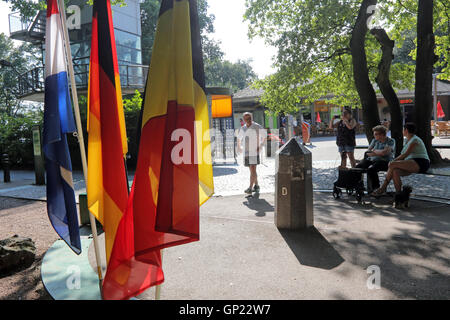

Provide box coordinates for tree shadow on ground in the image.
[0,197,36,212]
[311,193,450,299]
[278,226,345,270]
[213,167,239,177]
[242,192,274,217]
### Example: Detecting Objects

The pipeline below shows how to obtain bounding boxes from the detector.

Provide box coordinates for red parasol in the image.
[437,101,445,119]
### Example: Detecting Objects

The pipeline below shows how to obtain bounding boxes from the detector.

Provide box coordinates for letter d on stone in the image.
[366,265,381,290]
[66,265,81,290]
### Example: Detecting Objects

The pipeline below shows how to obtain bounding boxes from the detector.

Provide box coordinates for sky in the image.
[0,0,277,78]
[207,0,277,78]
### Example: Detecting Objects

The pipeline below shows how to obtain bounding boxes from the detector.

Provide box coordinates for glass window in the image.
[114,29,141,50]
[117,45,142,65]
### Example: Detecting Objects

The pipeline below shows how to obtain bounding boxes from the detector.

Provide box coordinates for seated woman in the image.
[356,125,395,192]
[371,122,430,196]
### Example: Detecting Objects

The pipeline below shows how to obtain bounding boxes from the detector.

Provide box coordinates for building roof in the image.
[233,86,264,102]
[234,79,450,103]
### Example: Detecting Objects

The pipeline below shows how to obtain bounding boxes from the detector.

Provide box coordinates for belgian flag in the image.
[102,0,214,300]
[87,0,129,269]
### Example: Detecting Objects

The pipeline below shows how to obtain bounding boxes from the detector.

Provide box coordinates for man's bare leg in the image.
[249,165,257,188]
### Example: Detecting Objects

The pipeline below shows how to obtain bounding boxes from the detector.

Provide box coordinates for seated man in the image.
[356,125,395,192]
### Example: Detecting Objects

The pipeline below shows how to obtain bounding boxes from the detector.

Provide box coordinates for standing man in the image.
[237,112,264,194]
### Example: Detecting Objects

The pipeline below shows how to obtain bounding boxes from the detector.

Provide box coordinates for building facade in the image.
[8,0,146,101]
[233,79,450,132]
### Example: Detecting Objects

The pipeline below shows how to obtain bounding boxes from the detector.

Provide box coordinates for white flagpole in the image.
[57,0,104,296]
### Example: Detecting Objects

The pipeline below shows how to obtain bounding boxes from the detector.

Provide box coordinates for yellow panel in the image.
[211,96,232,118]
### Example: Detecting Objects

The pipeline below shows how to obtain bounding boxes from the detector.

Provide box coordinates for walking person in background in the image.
[237,112,265,194]
[336,109,357,168]
[371,122,430,196]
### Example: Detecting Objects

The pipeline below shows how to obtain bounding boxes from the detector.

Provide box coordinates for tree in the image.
[0,33,43,168]
[380,0,450,163]
[413,0,440,162]
[371,28,403,155]
[205,58,257,92]
[141,0,258,90]
[140,0,216,65]
[350,0,380,140]
[244,0,448,157]
[140,0,160,66]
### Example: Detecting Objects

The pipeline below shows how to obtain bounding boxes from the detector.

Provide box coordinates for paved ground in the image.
[87,192,448,300]
[0,198,55,300]
[1,135,449,201]
[0,134,449,300]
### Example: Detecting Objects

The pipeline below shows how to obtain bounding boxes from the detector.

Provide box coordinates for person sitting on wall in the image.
[356,125,396,192]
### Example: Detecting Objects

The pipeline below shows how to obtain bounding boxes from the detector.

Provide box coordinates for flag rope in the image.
[57,0,104,296]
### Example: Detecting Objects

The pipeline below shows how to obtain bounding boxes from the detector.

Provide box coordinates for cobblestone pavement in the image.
[214,134,450,200]
[213,157,450,201]
[1,136,449,201]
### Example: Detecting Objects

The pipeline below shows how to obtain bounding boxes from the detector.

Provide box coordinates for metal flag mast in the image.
[57,0,104,297]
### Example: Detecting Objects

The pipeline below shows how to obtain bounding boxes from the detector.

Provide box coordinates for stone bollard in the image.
[275,138,314,229]
[2,153,10,183]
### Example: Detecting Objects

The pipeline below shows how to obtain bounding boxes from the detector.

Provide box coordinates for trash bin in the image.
[275,138,313,229]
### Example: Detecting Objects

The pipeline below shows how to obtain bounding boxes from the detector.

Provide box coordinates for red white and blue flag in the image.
[43,0,81,254]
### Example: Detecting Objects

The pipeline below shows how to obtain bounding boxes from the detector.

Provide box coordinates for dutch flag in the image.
[43,0,81,254]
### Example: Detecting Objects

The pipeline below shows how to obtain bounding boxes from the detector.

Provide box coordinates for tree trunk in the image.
[414,0,441,163]
[350,0,380,143]
[371,28,403,156]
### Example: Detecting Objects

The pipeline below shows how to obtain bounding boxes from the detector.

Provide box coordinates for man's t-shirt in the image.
[238,122,264,156]
[368,137,396,162]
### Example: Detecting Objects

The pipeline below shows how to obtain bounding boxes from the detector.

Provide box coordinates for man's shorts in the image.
[244,155,260,166]
[338,145,355,153]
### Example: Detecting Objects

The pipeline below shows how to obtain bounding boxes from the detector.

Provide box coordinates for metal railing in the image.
[9,11,46,41]
[13,62,149,99]
[8,13,33,34]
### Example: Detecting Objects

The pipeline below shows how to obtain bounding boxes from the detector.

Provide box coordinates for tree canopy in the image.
[0,33,43,167]
[244,0,448,114]
[140,0,257,91]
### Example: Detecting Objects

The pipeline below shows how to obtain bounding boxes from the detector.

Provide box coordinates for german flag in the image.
[102,0,214,300]
[87,0,128,269]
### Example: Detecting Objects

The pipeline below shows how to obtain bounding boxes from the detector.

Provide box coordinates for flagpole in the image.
[57,0,104,295]
[155,250,163,300]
